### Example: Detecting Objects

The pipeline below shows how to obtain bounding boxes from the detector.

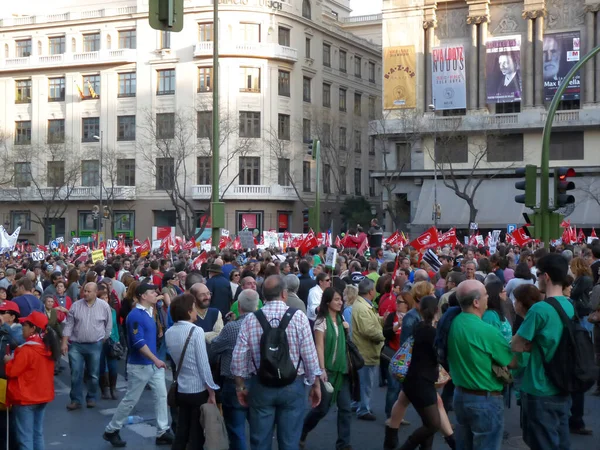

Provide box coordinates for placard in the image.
[151,240,162,250]
[106,239,118,251]
[91,249,105,264]
[325,247,337,269]
[239,230,255,249]
[263,231,279,248]
[31,251,45,261]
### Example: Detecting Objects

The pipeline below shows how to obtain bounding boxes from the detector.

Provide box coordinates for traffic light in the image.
[149,0,184,32]
[302,208,309,233]
[514,165,537,208]
[554,167,576,209]
[307,139,319,160]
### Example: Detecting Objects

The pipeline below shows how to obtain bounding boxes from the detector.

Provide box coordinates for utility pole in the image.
[93,131,103,236]
[428,104,439,227]
[315,140,321,233]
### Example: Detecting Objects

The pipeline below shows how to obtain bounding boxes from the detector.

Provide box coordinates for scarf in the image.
[324,313,347,405]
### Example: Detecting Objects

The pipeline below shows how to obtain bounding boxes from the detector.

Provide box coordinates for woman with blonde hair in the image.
[342,284,359,338]
[571,257,594,326]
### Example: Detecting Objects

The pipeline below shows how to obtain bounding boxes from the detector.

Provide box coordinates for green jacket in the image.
[351,296,384,366]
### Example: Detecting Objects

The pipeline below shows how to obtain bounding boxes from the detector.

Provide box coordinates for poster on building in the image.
[543,31,581,101]
[485,35,522,103]
[431,45,467,110]
[383,46,417,109]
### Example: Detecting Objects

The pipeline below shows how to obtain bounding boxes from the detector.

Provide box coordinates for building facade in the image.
[374,0,600,236]
[0,0,382,243]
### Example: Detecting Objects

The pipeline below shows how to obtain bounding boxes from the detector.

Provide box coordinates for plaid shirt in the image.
[210,314,248,379]
[231,300,321,385]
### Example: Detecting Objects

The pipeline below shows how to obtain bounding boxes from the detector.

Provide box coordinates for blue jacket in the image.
[126,307,157,365]
[206,273,233,318]
[399,308,422,346]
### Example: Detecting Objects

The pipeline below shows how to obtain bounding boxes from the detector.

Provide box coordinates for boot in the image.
[397,437,419,450]
[100,373,110,400]
[109,374,118,400]
[444,434,456,450]
[383,426,399,450]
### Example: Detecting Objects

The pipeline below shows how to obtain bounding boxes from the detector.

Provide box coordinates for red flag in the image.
[409,227,440,251]
[192,252,207,270]
[37,245,48,253]
[386,231,401,246]
[232,236,242,250]
[115,240,126,255]
[577,228,586,243]
[291,235,303,248]
[137,238,151,254]
[183,238,196,251]
[298,231,318,256]
[334,235,342,248]
[592,228,597,239]
[438,228,458,248]
[357,236,368,256]
[511,227,532,247]
[74,245,88,255]
[99,241,107,251]
[560,219,571,229]
[219,235,232,250]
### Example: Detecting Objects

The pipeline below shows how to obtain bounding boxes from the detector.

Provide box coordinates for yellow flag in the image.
[87,80,98,99]
[74,81,84,99]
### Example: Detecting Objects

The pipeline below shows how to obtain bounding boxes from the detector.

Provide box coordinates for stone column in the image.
[534,14,545,107]
[522,12,535,108]
[478,19,488,111]
[423,19,436,110]
[584,6,597,104]
[467,16,480,110]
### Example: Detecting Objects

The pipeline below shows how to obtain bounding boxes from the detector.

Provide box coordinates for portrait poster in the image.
[383,46,417,109]
[485,35,522,103]
[543,31,581,101]
[431,45,467,110]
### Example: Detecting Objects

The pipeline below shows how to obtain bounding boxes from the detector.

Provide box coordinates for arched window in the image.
[302,0,311,20]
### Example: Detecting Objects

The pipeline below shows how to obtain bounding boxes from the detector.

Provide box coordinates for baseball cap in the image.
[0,301,20,315]
[19,311,48,330]
[135,283,159,297]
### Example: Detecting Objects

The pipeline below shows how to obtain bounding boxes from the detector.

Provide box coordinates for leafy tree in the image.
[340,196,374,231]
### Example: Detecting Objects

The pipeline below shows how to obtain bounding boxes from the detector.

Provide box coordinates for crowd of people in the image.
[0,226,598,450]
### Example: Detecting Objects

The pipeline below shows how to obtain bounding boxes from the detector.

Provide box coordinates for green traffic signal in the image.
[514,165,537,208]
[149,0,184,32]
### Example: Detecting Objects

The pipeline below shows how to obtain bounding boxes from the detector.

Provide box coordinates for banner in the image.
[486,35,522,103]
[543,31,581,101]
[431,45,467,110]
[91,249,104,264]
[383,46,417,109]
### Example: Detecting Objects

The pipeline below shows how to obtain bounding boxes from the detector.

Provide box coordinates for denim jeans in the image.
[521,392,571,450]
[99,341,119,377]
[302,376,352,449]
[385,367,401,418]
[68,341,102,405]
[105,364,170,436]
[357,365,377,417]
[248,376,308,450]
[12,403,47,450]
[222,378,249,450]
[453,388,504,450]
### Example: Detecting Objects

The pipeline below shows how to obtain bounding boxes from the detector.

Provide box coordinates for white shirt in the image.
[135,303,153,317]
[307,285,323,321]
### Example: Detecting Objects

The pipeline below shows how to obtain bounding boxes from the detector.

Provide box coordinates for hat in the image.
[0,301,20,315]
[19,311,48,330]
[207,264,223,274]
[135,283,159,297]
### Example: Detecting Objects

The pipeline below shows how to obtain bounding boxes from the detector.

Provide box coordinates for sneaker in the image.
[103,430,126,448]
[155,430,174,445]
[66,402,82,411]
[357,412,377,421]
[400,419,411,426]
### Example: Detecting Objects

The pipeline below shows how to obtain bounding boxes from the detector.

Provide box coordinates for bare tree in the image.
[576,178,600,208]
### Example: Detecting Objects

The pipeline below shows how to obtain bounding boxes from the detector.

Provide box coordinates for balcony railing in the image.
[0,49,136,71]
[0,186,136,201]
[0,7,137,27]
[191,184,297,201]
[342,14,383,23]
[194,42,298,63]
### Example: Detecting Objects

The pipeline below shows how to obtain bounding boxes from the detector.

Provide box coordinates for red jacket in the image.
[6,336,55,406]
[53,296,73,323]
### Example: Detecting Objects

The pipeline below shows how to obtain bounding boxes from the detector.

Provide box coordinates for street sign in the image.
[507,224,517,234]
[469,222,478,230]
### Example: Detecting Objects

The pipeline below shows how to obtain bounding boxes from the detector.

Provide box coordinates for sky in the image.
[350,0,383,16]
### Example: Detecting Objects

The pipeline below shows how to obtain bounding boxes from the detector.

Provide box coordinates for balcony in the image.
[0,49,136,71]
[0,186,136,201]
[0,7,137,27]
[191,184,298,201]
[193,42,298,63]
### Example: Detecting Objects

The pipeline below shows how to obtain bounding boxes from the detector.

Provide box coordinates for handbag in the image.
[345,329,364,371]
[107,338,125,360]
[435,365,451,388]
[389,337,414,382]
[167,327,195,408]
[588,310,600,324]
[380,345,397,363]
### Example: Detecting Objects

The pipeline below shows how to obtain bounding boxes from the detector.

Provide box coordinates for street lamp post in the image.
[428,104,438,227]
[93,132,103,236]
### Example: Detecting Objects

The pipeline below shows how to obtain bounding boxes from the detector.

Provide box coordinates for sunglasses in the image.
[324,279,331,282]
[397,300,407,305]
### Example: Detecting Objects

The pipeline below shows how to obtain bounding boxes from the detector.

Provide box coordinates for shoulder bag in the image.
[167,327,196,408]
[344,329,364,372]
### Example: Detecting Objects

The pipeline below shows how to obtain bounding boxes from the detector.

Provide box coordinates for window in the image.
[354,93,362,116]
[197,111,213,138]
[157,69,175,95]
[323,83,331,107]
[303,77,311,102]
[82,74,100,99]
[239,157,260,185]
[14,162,31,187]
[117,116,136,141]
[82,117,100,142]
[16,39,32,57]
[198,67,213,92]
[160,31,171,49]
[339,88,347,112]
[354,130,362,153]
[239,111,261,138]
[197,157,211,185]
[395,142,412,170]
[11,211,31,231]
[156,113,175,139]
[369,172,376,196]
[240,67,260,93]
[118,72,136,97]
[487,135,523,162]
[81,160,100,186]
[303,118,311,143]
[117,159,136,186]
[240,23,260,42]
[15,121,31,145]
[339,127,347,150]
[369,96,377,120]
[322,123,331,147]
[323,165,331,194]
[495,102,520,114]
[369,136,375,155]
[156,158,174,190]
[15,80,31,104]
[339,167,347,194]
[339,50,347,73]
[278,70,290,97]
[48,77,65,101]
[278,158,290,186]
[118,30,136,49]
[49,36,65,55]
[198,23,214,41]
[278,27,290,46]
[278,114,290,140]
[48,119,65,143]
[113,211,135,235]
[550,132,584,160]
[305,37,311,58]
[303,161,311,192]
[354,168,362,195]
[355,56,362,78]
[369,62,376,82]
[302,0,311,19]
[323,43,332,67]
[47,161,65,187]
[79,211,99,232]
[435,137,468,163]
[83,33,100,52]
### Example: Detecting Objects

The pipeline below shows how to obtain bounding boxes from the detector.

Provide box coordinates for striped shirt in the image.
[165,321,219,394]
[62,298,112,343]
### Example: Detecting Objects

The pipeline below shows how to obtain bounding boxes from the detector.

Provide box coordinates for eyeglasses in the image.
[233,274,240,277]
[536,272,543,278]
[397,300,407,305]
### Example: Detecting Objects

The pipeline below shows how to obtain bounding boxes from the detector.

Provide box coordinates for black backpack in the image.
[541,297,598,394]
[254,308,299,387]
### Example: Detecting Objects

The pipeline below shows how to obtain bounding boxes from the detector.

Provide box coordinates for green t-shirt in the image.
[448,312,513,392]
[482,310,513,344]
[230,299,263,319]
[367,272,381,302]
[516,296,574,396]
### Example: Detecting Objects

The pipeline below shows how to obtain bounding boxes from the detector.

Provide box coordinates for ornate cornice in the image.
[521,9,547,20]
[584,4,600,13]
[466,15,489,25]
[423,19,437,29]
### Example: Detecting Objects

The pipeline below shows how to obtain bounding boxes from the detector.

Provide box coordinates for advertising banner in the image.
[431,45,467,110]
[543,31,581,101]
[383,46,417,109]
[485,35,522,103]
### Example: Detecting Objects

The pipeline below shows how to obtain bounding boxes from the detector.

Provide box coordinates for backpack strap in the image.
[254,309,270,332]
[277,308,297,331]
[544,297,574,329]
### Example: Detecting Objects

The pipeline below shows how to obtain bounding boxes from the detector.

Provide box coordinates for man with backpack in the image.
[231,275,321,450]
